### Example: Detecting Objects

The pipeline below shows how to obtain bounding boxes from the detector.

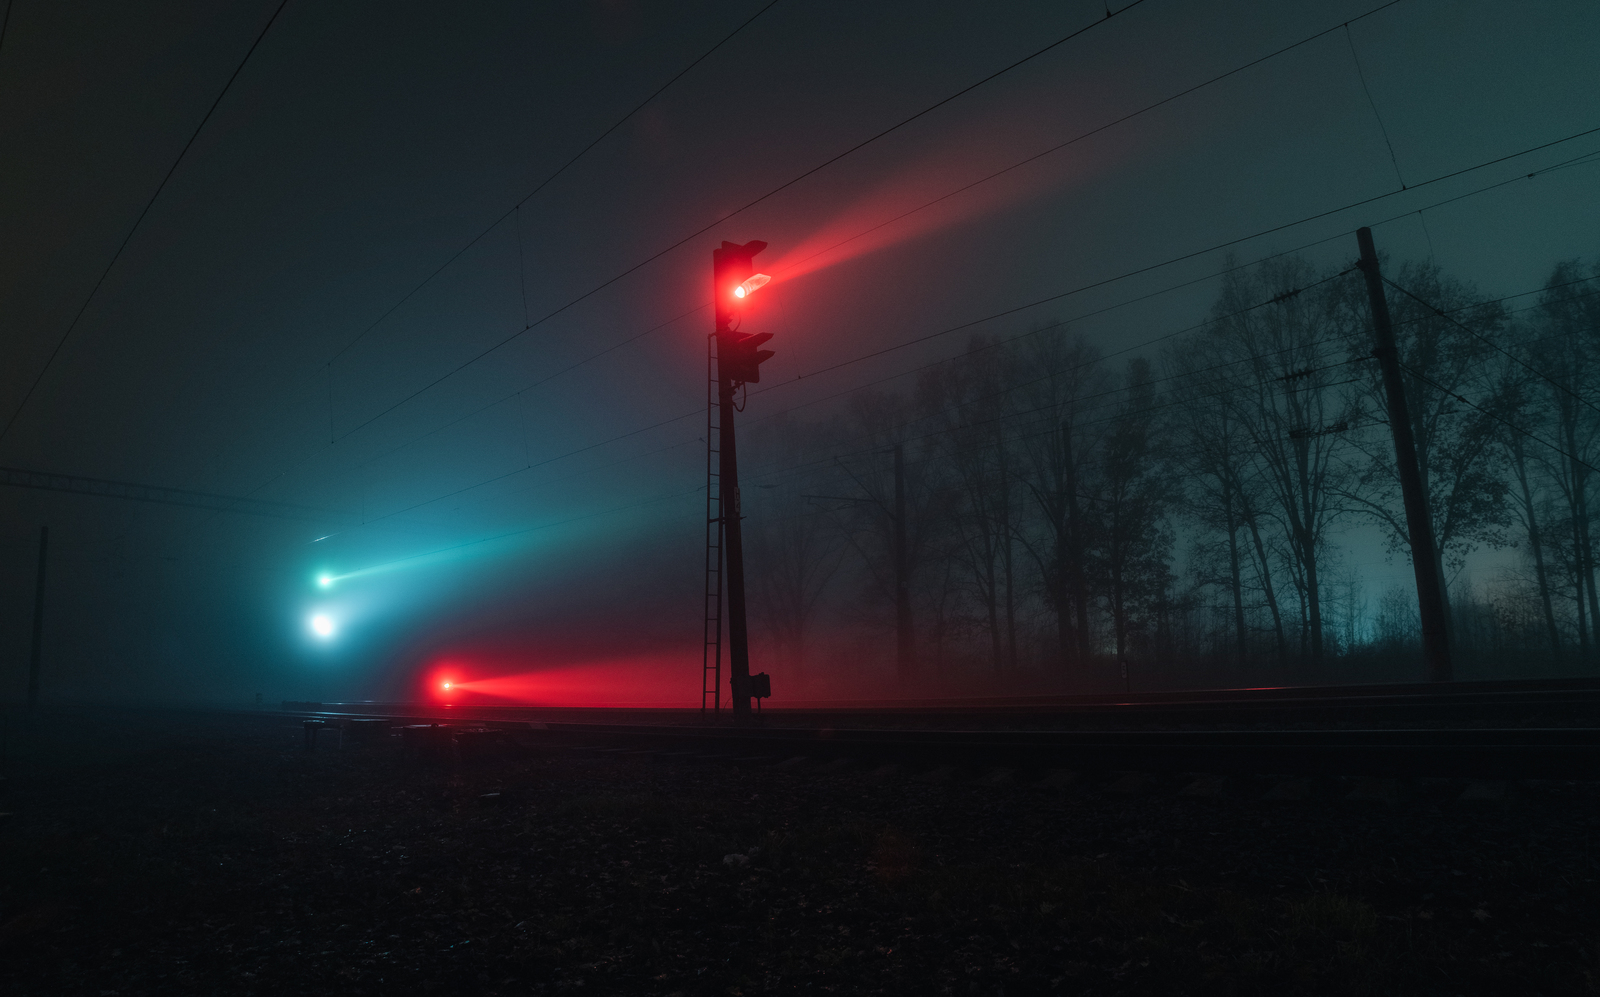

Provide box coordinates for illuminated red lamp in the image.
[732,273,771,299]
[713,240,767,330]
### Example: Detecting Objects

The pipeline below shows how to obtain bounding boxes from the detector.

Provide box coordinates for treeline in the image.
[741,252,1600,694]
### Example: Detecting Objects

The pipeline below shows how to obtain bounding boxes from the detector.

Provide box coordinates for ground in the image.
[0,706,1596,995]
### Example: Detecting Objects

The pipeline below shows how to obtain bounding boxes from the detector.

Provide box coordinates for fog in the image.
[2,0,1597,707]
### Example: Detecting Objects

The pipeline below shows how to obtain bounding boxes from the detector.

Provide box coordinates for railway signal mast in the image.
[703,240,776,717]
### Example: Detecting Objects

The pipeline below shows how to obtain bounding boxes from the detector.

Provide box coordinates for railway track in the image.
[296,674,1600,730]
[272,691,1600,781]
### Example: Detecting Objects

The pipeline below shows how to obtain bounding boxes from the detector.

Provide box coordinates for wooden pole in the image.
[1356,228,1452,681]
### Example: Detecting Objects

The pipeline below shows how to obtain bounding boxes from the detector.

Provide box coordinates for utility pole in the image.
[27,525,48,706]
[711,240,776,716]
[718,347,752,715]
[1356,227,1452,681]
[893,444,914,684]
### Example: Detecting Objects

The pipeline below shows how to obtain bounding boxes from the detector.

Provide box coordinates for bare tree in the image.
[1490,331,1564,652]
[1016,327,1111,670]
[1166,325,1288,667]
[1094,357,1176,679]
[1209,259,1356,664]
[917,336,1021,672]
[1340,261,1512,643]
[1526,260,1600,657]
[745,414,847,692]
[818,389,946,682]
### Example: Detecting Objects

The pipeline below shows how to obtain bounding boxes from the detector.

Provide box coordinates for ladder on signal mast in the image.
[701,333,723,714]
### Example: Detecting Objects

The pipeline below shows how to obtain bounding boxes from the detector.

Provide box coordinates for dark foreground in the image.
[1,708,1597,995]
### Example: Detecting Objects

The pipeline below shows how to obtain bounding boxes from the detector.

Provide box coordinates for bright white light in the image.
[309,613,336,639]
[317,573,333,588]
[734,273,771,299]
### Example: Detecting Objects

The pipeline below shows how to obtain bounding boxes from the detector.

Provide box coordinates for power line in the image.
[750,132,1600,398]
[765,0,1406,293]
[331,125,1600,519]
[34,2,783,535]
[229,16,1592,513]
[1382,274,1600,418]
[0,463,347,522]
[1397,361,1600,476]
[0,0,293,445]
[327,1,1152,444]
[368,0,1410,460]
[312,130,1600,534]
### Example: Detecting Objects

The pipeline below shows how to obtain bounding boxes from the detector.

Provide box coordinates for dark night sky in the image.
[1,0,1596,705]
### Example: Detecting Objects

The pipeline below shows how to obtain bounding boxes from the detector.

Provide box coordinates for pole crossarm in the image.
[0,464,349,523]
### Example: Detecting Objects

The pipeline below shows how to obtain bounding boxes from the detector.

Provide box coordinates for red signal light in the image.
[713,240,767,330]
[733,273,771,299]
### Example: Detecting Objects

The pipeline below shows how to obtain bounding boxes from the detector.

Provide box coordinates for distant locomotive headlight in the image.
[309,613,337,639]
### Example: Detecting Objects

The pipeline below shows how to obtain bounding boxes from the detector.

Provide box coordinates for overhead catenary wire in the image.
[219,0,1161,503]
[336,0,1407,448]
[226,38,1599,519]
[328,128,1600,537]
[1381,274,1600,418]
[750,136,1600,401]
[348,0,1423,471]
[325,1,1154,443]
[12,4,1598,614]
[766,0,1408,294]
[87,63,1595,560]
[1397,361,1600,476]
[73,2,785,541]
[308,131,1600,523]
[0,0,294,445]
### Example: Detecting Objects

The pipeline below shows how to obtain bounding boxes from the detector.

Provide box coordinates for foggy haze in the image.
[2,0,1598,707]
